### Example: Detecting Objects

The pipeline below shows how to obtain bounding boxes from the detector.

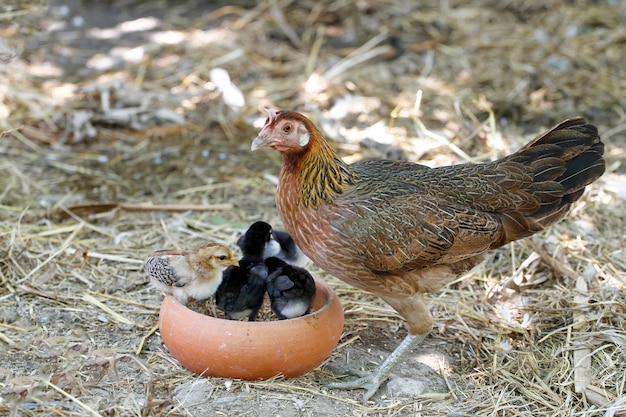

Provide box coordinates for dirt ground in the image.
[1,0,625,416]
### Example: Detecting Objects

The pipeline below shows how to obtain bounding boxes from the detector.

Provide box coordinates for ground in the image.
[1,0,625,416]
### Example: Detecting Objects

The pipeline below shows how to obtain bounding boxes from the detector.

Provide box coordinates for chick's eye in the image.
[282,124,292,133]
[218,255,227,260]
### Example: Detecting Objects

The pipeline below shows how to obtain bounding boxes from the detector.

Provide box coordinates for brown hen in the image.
[251,109,605,403]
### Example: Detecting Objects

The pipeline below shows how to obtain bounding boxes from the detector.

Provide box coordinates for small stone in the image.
[543,55,575,72]
[386,377,427,397]
[173,379,213,406]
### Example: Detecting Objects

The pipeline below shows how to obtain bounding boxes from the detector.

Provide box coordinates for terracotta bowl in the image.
[158,276,344,380]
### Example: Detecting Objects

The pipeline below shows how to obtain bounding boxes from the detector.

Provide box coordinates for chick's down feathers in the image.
[236,221,309,267]
[144,243,237,305]
[265,256,316,320]
[216,263,268,321]
[216,221,270,321]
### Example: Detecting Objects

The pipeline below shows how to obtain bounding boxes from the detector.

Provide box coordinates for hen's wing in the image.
[333,118,603,274]
[331,190,501,273]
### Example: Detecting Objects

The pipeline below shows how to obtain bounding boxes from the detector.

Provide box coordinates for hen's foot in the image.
[325,333,427,405]
[325,370,384,404]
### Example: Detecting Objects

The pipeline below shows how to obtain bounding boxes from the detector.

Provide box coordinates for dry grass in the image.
[1,0,625,416]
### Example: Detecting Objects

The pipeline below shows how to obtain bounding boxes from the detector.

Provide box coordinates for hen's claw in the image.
[325,334,427,405]
[326,372,384,404]
[330,368,370,379]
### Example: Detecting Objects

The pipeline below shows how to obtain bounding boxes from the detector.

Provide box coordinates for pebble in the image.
[386,377,427,397]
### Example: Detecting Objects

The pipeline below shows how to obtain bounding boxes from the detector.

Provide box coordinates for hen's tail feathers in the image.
[498,118,605,245]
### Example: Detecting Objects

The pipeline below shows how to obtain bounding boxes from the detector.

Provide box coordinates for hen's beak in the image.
[251,134,269,151]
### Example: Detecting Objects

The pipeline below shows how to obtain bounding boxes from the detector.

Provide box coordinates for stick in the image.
[136,324,159,355]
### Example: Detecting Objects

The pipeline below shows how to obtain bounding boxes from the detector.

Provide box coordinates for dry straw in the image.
[1,0,625,416]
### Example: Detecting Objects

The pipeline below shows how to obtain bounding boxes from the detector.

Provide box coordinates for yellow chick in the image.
[144,243,237,305]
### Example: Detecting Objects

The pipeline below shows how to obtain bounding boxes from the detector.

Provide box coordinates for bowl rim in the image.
[160,275,339,326]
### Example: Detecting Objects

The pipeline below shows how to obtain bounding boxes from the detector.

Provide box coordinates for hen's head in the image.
[251,109,353,208]
[251,109,317,154]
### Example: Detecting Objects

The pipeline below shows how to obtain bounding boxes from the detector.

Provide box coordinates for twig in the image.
[573,276,591,395]
[66,247,144,265]
[19,283,70,304]
[269,0,303,50]
[82,293,135,326]
[256,381,367,408]
[56,202,234,219]
[334,334,361,351]
[17,221,85,285]
[412,114,473,162]
[136,324,159,355]
[323,31,391,80]
[44,380,105,417]
[88,290,159,310]
[0,332,16,346]
[0,322,27,332]
[529,241,578,280]
[305,25,325,75]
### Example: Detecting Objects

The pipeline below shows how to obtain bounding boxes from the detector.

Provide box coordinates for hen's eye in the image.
[283,124,292,133]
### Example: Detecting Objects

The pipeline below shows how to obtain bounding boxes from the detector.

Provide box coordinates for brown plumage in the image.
[145,243,238,305]
[251,109,605,403]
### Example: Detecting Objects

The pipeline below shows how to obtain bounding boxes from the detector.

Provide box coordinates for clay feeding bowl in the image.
[158,276,344,380]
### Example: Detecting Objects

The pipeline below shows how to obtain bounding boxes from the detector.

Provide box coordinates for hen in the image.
[144,243,237,305]
[251,109,605,402]
[265,256,316,319]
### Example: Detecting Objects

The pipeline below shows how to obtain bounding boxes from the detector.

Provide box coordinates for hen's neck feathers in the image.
[281,116,355,209]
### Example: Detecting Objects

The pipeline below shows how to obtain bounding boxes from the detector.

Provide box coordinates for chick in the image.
[236,221,309,267]
[236,221,272,257]
[216,222,269,321]
[267,229,310,268]
[265,256,316,320]
[144,243,237,305]
[216,263,268,320]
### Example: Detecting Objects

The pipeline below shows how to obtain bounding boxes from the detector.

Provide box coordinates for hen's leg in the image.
[326,293,433,404]
[326,332,428,404]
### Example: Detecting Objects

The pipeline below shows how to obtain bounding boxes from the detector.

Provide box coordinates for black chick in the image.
[215,222,270,321]
[216,263,268,321]
[265,256,316,320]
[237,221,309,267]
[236,221,272,260]
[266,229,310,268]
